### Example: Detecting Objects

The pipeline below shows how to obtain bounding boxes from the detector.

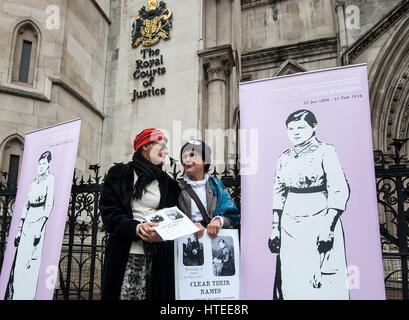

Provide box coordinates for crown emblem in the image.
[148,0,158,11]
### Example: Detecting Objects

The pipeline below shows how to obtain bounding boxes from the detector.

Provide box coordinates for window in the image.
[11,21,40,86]
[19,40,33,83]
[7,155,20,187]
[0,136,24,187]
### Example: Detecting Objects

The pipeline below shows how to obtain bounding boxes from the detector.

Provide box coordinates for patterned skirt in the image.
[120,253,152,300]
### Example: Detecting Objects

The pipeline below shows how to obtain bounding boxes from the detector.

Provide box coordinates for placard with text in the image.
[175,229,240,300]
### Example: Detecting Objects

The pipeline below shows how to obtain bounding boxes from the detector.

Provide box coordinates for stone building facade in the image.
[0,0,408,179]
[0,0,110,185]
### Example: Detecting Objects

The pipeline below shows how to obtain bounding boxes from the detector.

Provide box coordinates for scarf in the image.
[129,151,168,201]
[129,152,172,263]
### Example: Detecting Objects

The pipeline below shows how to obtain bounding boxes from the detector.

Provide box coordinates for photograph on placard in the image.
[182,236,204,267]
[212,237,235,277]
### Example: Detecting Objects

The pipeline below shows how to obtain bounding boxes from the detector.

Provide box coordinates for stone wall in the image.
[0,0,109,177]
[94,0,111,19]
[342,0,402,47]
[339,0,409,158]
[100,0,203,172]
[241,0,337,53]
[241,0,338,79]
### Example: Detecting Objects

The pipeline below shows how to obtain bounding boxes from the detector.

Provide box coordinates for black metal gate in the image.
[375,139,409,300]
[53,165,106,300]
[0,175,15,272]
[0,160,240,300]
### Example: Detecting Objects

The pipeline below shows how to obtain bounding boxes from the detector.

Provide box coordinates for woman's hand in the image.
[14,226,22,247]
[194,222,205,239]
[138,222,163,243]
[317,227,334,247]
[207,218,222,239]
[33,235,41,246]
[269,226,280,241]
[317,209,339,253]
[14,236,20,247]
[213,257,221,263]
[268,225,281,254]
[310,270,322,289]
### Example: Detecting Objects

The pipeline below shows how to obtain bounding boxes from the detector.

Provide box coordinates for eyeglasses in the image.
[182,150,200,160]
[154,143,168,151]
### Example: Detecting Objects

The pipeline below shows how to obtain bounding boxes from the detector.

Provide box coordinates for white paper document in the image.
[175,229,240,300]
[145,207,199,241]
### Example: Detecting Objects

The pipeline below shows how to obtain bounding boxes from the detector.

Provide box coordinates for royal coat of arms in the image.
[131,0,173,48]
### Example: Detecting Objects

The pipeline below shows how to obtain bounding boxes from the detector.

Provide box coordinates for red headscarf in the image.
[133,128,168,152]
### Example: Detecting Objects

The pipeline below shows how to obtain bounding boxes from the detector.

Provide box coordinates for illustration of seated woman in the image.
[268,109,350,300]
[6,151,54,300]
[177,140,239,240]
[213,239,235,276]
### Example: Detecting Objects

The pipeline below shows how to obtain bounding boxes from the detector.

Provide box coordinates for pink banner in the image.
[0,119,81,300]
[239,65,385,299]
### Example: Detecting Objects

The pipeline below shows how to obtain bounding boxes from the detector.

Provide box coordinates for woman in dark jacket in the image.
[99,128,180,300]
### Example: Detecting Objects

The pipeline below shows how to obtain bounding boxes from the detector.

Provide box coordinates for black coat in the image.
[99,162,180,300]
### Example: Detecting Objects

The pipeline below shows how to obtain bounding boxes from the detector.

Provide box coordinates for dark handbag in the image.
[268,236,281,254]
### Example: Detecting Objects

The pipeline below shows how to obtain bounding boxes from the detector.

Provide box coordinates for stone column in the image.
[198,45,235,167]
[217,0,233,46]
[204,55,230,130]
[335,1,348,65]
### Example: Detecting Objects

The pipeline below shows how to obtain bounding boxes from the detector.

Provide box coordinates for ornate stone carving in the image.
[343,1,409,64]
[198,45,235,85]
[241,0,274,10]
[203,55,232,84]
[241,37,337,69]
[273,59,307,77]
[385,65,409,151]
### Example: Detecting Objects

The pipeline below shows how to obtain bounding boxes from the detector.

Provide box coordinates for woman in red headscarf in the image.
[100,128,180,300]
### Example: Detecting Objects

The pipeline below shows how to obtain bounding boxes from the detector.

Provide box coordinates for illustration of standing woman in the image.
[268,109,350,300]
[6,151,54,300]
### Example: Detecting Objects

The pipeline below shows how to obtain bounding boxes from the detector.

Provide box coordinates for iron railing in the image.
[0,158,240,300]
[0,143,408,299]
[375,138,409,300]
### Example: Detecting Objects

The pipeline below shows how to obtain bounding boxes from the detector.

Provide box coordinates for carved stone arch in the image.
[274,59,307,77]
[9,19,42,86]
[0,133,25,156]
[369,15,409,157]
[0,134,25,185]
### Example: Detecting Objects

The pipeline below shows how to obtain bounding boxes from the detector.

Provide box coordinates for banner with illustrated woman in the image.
[239,65,385,299]
[7,151,55,299]
[271,109,350,299]
[0,119,81,300]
